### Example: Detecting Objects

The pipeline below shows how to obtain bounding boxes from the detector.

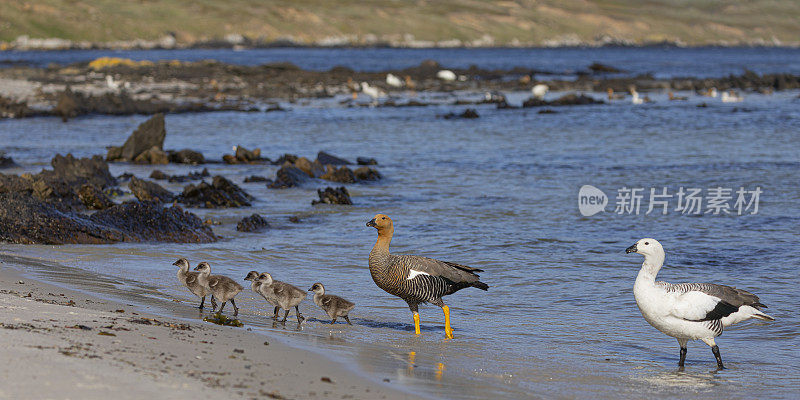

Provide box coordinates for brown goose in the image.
[194,262,243,316]
[173,258,211,309]
[244,271,280,319]
[257,273,306,324]
[309,282,355,325]
[366,214,488,338]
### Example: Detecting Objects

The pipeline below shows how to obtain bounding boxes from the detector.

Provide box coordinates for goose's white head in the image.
[308,282,325,294]
[194,262,212,274]
[626,238,666,273]
[626,238,663,257]
[625,238,664,267]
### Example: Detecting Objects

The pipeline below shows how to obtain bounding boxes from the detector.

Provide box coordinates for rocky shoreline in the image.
[0,114,381,244]
[2,58,799,119]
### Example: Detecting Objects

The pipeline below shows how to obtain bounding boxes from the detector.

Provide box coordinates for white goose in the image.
[360,82,385,101]
[106,75,120,90]
[531,84,548,100]
[721,90,744,103]
[436,69,457,81]
[626,238,774,369]
[386,73,404,88]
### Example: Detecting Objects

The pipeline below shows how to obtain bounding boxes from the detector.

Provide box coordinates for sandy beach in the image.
[0,260,421,400]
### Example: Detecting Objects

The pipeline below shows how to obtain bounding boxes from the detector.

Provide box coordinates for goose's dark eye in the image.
[645,242,649,245]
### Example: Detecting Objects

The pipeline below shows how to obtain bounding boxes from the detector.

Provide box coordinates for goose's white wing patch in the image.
[670,291,722,321]
[407,269,430,280]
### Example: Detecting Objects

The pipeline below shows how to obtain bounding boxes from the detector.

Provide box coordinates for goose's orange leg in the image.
[442,305,454,339]
[413,312,421,334]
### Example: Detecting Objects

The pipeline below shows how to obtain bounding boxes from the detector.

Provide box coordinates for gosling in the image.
[244,271,280,319]
[309,282,355,325]
[194,262,243,316]
[257,273,306,324]
[173,258,212,309]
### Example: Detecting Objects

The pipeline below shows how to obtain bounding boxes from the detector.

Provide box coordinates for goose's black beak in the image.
[366,218,376,227]
[308,287,314,291]
[626,243,638,254]
[172,260,181,266]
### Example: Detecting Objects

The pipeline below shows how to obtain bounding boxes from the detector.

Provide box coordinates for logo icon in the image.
[579,185,607,216]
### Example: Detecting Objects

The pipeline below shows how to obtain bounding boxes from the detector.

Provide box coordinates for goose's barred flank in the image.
[367,214,488,339]
[627,238,774,369]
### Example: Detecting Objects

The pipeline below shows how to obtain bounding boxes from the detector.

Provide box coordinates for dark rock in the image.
[294,157,325,178]
[89,201,216,243]
[320,166,356,183]
[353,166,382,181]
[316,151,352,165]
[236,145,261,162]
[48,154,116,189]
[179,176,252,208]
[588,62,623,73]
[0,153,17,168]
[312,187,352,205]
[356,157,378,166]
[274,153,299,165]
[117,172,135,181]
[243,175,270,183]
[268,164,309,189]
[0,174,31,195]
[129,176,174,202]
[522,93,604,107]
[0,192,124,244]
[538,109,558,114]
[168,149,205,164]
[236,214,269,232]
[224,145,264,164]
[8,154,117,211]
[133,146,168,164]
[77,184,114,210]
[150,170,169,180]
[150,169,209,183]
[0,192,215,244]
[107,113,166,162]
[0,96,30,118]
[443,108,479,119]
[53,86,79,122]
[496,100,519,109]
[521,98,547,107]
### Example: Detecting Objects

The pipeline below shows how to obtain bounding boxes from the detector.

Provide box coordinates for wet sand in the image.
[0,260,422,400]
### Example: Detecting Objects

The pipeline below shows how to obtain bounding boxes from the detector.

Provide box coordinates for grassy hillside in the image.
[1,0,799,46]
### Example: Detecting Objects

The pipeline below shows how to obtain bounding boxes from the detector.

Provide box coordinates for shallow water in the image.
[2,49,800,399]
[3,46,800,78]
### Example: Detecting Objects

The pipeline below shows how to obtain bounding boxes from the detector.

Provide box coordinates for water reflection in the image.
[636,368,726,391]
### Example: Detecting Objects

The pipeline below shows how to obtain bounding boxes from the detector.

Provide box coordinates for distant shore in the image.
[0,255,419,400]
[1,55,799,120]
[2,35,799,52]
